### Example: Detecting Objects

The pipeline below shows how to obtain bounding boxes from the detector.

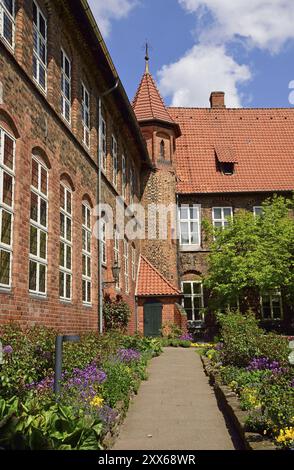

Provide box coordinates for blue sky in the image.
[88,0,294,108]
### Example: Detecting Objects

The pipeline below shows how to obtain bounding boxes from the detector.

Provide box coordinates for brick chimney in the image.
[210,91,226,109]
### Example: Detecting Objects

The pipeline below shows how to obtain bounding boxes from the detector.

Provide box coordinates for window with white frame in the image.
[29,157,48,295]
[179,205,201,247]
[261,291,283,320]
[253,206,263,217]
[33,2,47,91]
[101,219,107,265]
[122,154,127,199]
[130,165,134,205]
[182,281,204,321]
[131,245,136,281]
[212,207,233,229]
[124,239,129,293]
[114,227,120,289]
[0,127,15,288]
[59,184,72,301]
[82,83,90,148]
[60,49,71,124]
[101,116,107,171]
[111,135,118,187]
[0,0,15,48]
[82,202,91,304]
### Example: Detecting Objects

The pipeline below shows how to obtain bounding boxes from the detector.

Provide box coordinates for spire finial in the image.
[145,42,150,74]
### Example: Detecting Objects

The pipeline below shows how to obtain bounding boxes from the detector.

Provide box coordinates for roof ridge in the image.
[139,255,181,295]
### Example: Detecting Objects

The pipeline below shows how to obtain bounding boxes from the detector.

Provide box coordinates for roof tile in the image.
[136,255,181,297]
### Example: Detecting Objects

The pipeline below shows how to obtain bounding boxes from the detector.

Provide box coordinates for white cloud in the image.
[88,0,137,38]
[158,44,251,108]
[179,0,294,53]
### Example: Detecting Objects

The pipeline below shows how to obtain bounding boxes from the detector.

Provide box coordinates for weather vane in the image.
[142,41,152,74]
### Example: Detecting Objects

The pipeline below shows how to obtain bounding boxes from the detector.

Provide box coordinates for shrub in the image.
[218,312,262,367]
[103,295,131,332]
[256,333,290,365]
[160,322,182,339]
[101,361,134,408]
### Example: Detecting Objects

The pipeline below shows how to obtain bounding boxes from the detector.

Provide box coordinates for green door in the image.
[144,302,163,337]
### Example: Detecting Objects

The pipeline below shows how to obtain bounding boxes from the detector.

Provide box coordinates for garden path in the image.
[113,347,236,450]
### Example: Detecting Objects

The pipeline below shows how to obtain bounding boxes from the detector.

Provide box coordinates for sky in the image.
[87,0,294,108]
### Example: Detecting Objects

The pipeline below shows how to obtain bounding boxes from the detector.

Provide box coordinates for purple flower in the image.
[99,405,118,427]
[247,357,285,375]
[215,342,224,351]
[3,345,13,355]
[27,375,54,392]
[179,333,193,342]
[117,348,141,363]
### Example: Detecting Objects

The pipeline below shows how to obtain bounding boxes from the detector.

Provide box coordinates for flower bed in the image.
[200,313,294,450]
[0,324,162,450]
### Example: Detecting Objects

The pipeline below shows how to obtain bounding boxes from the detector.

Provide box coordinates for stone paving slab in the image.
[113,348,235,450]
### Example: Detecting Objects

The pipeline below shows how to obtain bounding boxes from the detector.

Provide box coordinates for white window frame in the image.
[182,281,205,322]
[101,219,107,266]
[0,126,15,289]
[82,83,90,148]
[261,291,283,321]
[131,245,136,281]
[29,156,48,296]
[33,1,47,92]
[0,0,15,49]
[59,183,72,301]
[212,207,233,229]
[253,206,263,217]
[101,116,107,172]
[114,227,120,289]
[179,204,201,248]
[82,202,92,305]
[124,238,129,294]
[111,135,118,187]
[122,154,127,200]
[61,49,71,124]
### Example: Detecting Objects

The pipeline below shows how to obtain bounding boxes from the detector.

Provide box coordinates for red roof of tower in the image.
[136,255,181,297]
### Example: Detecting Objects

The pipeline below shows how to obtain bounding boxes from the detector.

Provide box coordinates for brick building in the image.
[133,62,294,335]
[0,1,293,336]
[0,0,150,333]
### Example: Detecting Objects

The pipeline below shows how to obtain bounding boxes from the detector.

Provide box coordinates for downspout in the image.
[98,80,119,335]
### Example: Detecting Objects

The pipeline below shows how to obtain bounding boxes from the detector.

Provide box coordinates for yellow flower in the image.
[276,427,294,446]
[90,396,104,408]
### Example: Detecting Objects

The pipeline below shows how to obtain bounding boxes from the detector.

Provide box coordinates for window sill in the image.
[180,245,202,252]
[29,293,48,301]
[0,286,12,294]
[83,303,92,308]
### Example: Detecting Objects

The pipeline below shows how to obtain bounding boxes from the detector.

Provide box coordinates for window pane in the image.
[87,256,91,277]
[194,297,203,309]
[3,134,14,169]
[1,210,12,245]
[41,167,47,195]
[190,222,199,245]
[59,271,64,298]
[224,208,232,218]
[0,249,10,285]
[40,198,47,227]
[193,283,202,295]
[66,192,72,214]
[30,225,38,256]
[180,207,188,220]
[214,222,222,229]
[213,208,222,220]
[190,207,198,220]
[66,218,72,242]
[39,264,46,293]
[183,283,192,295]
[184,297,192,310]
[60,242,65,267]
[66,274,71,299]
[2,172,13,206]
[32,159,39,188]
[29,260,37,291]
[87,282,91,303]
[3,13,13,45]
[82,254,86,276]
[66,245,71,270]
[186,309,193,321]
[39,231,47,259]
[60,213,65,238]
[60,185,65,209]
[180,222,189,244]
[4,0,14,15]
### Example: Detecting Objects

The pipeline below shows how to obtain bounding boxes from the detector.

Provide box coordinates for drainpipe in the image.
[98,80,119,335]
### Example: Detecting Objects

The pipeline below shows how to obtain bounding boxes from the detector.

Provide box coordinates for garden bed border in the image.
[201,355,277,451]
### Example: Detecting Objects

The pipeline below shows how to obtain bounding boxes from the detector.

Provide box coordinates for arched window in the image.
[60,182,72,301]
[82,201,91,304]
[114,226,120,289]
[33,1,47,91]
[0,126,15,288]
[160,140,165,159]
[29,155,49,295]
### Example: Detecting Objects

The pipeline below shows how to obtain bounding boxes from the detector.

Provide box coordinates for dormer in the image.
[215,145,237,176]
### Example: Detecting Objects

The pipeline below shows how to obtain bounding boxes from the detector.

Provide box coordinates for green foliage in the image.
[256,333,290,364]
[204,195,294,311]
[218,312,263,366]
[103,295,131,332]
[101,361,134,408]
[0,396,103,450]
[258,381,294,429]
[121,334,163,357]
[160,321,183,339]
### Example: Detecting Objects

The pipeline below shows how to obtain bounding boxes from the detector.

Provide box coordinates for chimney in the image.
[210,91,226,109]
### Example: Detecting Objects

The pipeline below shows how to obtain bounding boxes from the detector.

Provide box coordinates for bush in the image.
[218,312,262,367]
[256,333,290,365]
[103,295,131,332]
[101,361,135,408]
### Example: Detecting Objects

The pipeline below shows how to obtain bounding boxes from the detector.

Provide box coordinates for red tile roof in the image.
[168,107,294,194]
[132,72,176,125]
[136,255,181,297]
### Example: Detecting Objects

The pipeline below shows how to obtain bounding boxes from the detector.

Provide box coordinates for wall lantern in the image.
[103,262,121,288]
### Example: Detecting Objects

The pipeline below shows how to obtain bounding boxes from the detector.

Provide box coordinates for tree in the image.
[204,195,294,313]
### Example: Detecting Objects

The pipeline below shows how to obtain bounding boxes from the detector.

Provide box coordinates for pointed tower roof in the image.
[133,59,181,137]
[136,256,181,297]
